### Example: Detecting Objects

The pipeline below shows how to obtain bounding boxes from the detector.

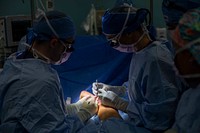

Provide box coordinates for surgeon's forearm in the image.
[114,96,129,112]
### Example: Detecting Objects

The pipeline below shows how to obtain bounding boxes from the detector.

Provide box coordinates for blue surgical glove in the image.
[92,82,126,97]
[97,89,128,112]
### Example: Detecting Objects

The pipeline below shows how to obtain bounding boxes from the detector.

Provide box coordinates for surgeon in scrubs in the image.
[0,10,98,133]
[164,7,200,133]
[92,3,186,133]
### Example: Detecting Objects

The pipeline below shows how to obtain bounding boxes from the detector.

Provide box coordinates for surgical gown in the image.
[0,55,97,133]
[172,85,200,133]
[126,40,185,131]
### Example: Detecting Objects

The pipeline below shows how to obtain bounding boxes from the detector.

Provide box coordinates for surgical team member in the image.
[162,0,200,40]
[163,7,200,133]
[162,0,200,87]
[92,3,186,132]
[0,10,98,132]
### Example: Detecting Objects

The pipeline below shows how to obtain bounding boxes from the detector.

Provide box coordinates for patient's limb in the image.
[80,90,122,121]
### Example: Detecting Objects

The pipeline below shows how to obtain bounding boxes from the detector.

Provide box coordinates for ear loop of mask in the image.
[136,8,152,42]
[37,8,70,53]
[35,0,68,48]
[115,23,151,53]
[108,5,131,47]
[140,23,152,42]
[24,7,56,63]
[111,7,152,48]
[116,9,152,51]
[30,5,70,64]
[22,42,51,63]
[175,37,200,79]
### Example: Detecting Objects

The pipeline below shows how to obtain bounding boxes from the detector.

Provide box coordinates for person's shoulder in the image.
[145,40,174,62]
[154,38,170,45]
[152,39,172,52]
[20,60,58,82]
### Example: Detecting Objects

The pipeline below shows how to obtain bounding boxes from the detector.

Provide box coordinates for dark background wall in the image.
[0,0,166,35]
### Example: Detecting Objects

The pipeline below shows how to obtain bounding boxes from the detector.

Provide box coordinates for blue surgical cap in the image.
[102,6,149,35]
[114,0,135,7]
[27,10,75,45]
[162,0,200,29]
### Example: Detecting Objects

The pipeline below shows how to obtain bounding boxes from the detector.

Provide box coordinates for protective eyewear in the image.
[59,39,75,53]
[108,39,120,48]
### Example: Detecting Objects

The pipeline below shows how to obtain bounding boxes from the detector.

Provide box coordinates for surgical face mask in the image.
[54,41,74,65]
[54,52,71,65]
[108,31,147,53]
[175,37,200,79]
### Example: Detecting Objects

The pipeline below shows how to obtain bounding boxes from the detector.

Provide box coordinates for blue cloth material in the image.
[114,0,135,6]
[172,85,200,133]
[99,118,151,133]
[26,14,76,45]
[157,38,175,58]
[33,16,76,40]
[126,40,185,130]
[162,0,200,28]
[53,35,132,103]
[0,56,85,132]
[102,8,149,35]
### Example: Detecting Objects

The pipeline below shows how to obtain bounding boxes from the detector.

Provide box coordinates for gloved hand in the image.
[65,95,91,116]
[92,82,126,97]
[97,89,128,112]
[76,95,99,123]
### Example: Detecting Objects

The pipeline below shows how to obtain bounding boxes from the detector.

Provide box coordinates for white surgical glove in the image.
[65,95,90,116]
[76,95,98,123]
[92,82,126,97]
[97,89,128,112]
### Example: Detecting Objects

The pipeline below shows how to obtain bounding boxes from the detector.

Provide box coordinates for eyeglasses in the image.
[108,39,120,47]
[63,43,74,52]
[59,39,75,53]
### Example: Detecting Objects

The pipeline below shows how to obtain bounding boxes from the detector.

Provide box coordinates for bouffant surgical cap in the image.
[162,0,200,29]
[172,7,200,46]
[27,10,76,45]
[102,5,150,35]
[174,7,200,64]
